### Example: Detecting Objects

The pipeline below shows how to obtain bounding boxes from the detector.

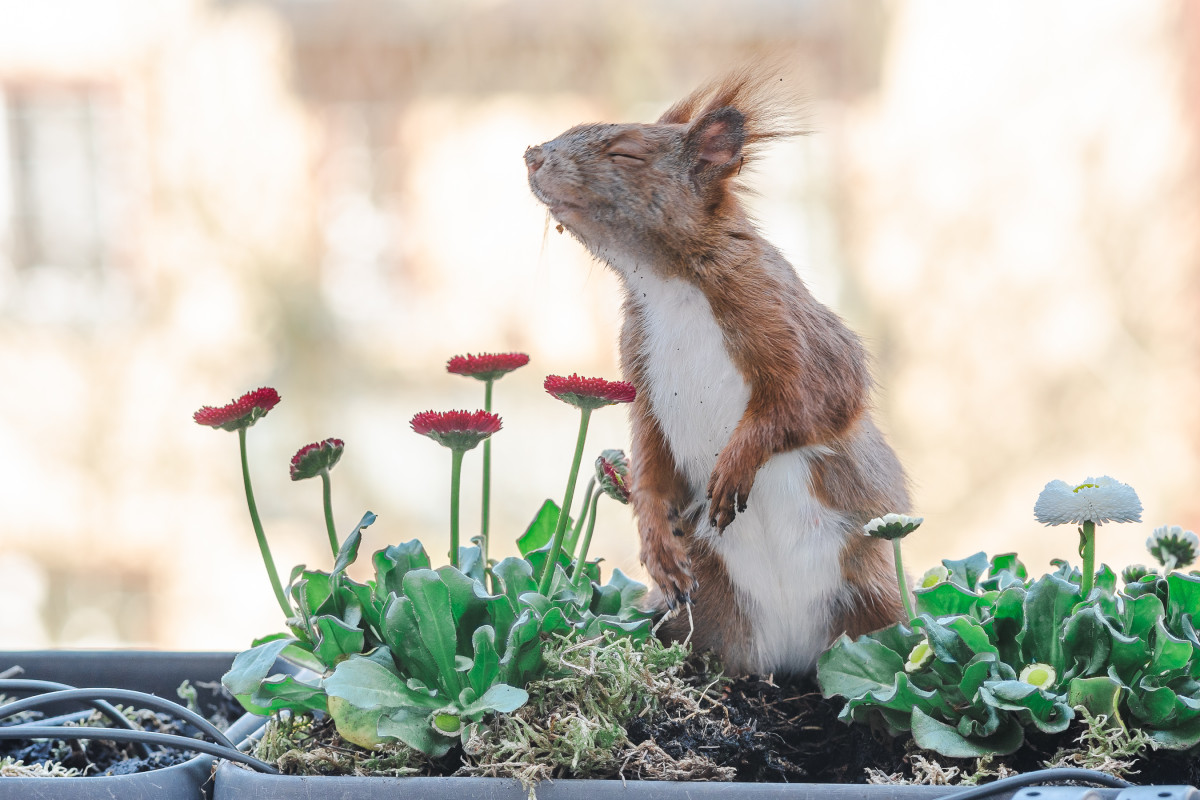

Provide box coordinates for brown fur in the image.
[526,68,910,674]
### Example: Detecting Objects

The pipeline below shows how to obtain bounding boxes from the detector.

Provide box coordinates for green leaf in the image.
[492,557,537,613]
[292,571,336,619]
[223,638,294,699]
[373,540,430,599]
[499,609,544,686]
[404,569,463,697]
[817,633,908,700]
[377,706,452,757]
[919,615,998,666]
[380,594,440,687]
[942,552,990,591]
[517,500,563,556]
[458,545,486,584]
[1068,676,1124,720]
[1147,715,1200,750]
[979,679,1073,734]
[1167,572,1200,628]
[1019,573,1080,673]
[332,511,376,578]
[914,582,981,618]
[989,586,1027,667]
[910,706,1024,757]
[324,655,443,710]
[250,674,327,713]
[436,565,491,656]
[989,553,1027,582]
[589,582,622,617]
[1152,617,1193,675]
[606,568,649,619]
[467,626,500,697]
[327,695,384,749]
[460,683,528,717]
[1061,605,1117,680]
[312,614,366,669]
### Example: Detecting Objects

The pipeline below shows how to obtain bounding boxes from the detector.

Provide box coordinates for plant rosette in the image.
[819,476,1200,757]
[208,369,653,762]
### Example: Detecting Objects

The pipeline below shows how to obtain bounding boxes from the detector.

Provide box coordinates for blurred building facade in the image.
[0,0,1196,647]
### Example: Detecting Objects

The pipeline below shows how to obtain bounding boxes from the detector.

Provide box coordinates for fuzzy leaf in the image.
[1068,676,1124,720]
[979,680,1073,734]
[942,552,990,591]
[312,614,366,669]
[492,557,537,613]
[517,500,562,556]
[332,511,375,578]
[373,540,430,599]
[324,655,442,710]
[910,706,1024,757]
[378,706,452,757]
[457,545,486,584]
[914,582,981,618]
[460,683,529,717]
[223,637,295,703]
[1019,573,1080,673]
[404,569,463,697]
[467,626,500,697]
[381,594,440,687]
[327,695,384,749]
[817,633,908,700]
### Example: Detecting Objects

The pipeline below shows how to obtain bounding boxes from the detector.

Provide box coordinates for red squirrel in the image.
[524,70,910,675]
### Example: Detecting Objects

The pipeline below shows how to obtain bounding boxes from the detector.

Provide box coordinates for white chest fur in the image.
[623,266,848,674]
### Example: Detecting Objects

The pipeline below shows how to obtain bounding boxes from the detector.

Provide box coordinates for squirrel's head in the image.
[525,68,802,272]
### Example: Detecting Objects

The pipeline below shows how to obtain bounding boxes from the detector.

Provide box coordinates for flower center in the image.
[1072,483,1099,493]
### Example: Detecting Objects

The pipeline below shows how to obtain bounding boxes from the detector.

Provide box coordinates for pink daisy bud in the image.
[289,438,345,481]
[543,374,636,411]
[446,352,530,382]
[411,409,502,452]
[193,387,281,432]
[595,449,631,504]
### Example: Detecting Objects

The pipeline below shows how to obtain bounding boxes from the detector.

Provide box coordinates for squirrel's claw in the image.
[706,461,756,534]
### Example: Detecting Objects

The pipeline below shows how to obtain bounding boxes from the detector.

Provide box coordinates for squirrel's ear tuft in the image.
[685,106,745,186]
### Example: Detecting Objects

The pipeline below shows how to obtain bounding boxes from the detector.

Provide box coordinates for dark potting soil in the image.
[630,672,1200,786]
[265,660,1199,786]
[0,680,244,777]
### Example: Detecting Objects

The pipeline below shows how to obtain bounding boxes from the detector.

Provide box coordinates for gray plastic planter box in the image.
[214,760,1200,800]
[0,650,266,800]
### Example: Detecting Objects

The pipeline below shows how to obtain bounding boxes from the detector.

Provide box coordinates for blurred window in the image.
[0,85,124,275]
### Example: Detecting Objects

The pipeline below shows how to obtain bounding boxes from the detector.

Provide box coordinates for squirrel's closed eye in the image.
[609,153,645,163]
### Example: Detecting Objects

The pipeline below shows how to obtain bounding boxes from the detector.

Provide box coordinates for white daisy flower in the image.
[1019,663,1057,690]
[918,565,949,589]
[1146,525,1199,571]
[905,638,934,673]
[864,513,924,541]
[1033,476,1142,526]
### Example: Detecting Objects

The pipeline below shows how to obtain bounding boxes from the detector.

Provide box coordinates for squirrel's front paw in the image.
[706,445,761,533]
[641,528,696,610]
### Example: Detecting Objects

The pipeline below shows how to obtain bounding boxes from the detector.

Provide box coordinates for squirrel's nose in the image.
[524,145,545,176]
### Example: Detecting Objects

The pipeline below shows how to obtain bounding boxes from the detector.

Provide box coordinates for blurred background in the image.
[1,0,1197,649]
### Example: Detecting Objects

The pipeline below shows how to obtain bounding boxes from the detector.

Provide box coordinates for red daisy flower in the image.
[194,387,281,432]
[544,374,636,411]
[411,409,502,451]
[290,438,345,481]
[446,352,530,382]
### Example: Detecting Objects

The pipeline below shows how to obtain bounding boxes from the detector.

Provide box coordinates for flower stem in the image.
[1080,520,1096,597]
[320,470,338,557]
[893,538,915,624]
[572,491,602,588]
[481,379,494,566]
[565,477,596,559]
[450,448,465,569]
[538,407,592,595]
[238,427,292,620]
